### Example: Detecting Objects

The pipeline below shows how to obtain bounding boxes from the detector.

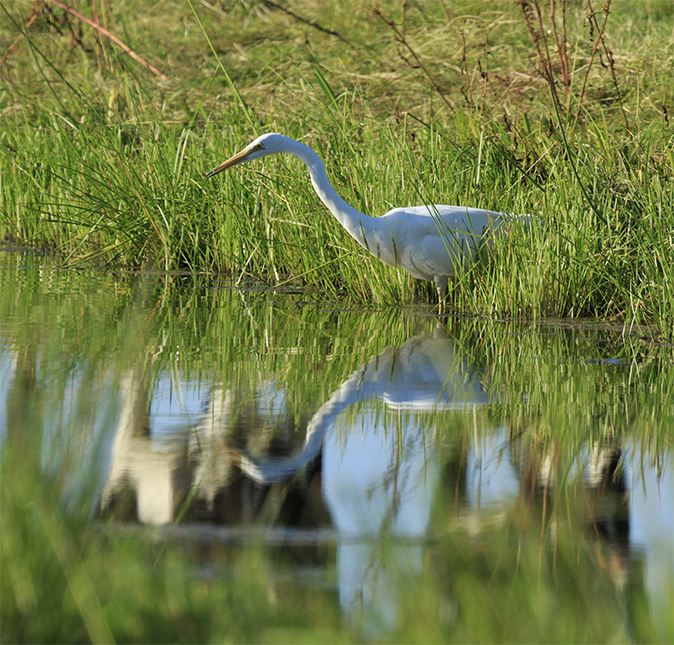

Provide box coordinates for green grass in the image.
[1,0,673,331]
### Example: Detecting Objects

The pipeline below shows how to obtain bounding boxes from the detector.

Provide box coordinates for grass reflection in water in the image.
[1,255,671,644]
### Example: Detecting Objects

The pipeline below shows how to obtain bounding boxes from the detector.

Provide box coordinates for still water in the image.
[1,251,672,643]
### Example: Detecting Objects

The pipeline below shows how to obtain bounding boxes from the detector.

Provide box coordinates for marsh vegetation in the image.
[1,0,673,331]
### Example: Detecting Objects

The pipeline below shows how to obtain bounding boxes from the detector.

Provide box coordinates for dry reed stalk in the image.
[91,0,102,74]
[550,0,570,107]
[480,30,489,105]
[583,0,629,130]
[0,0,42,70]
[261,0,347,43]
[518,0,561,107]
[373,7,454,113]
[45,0,168,80]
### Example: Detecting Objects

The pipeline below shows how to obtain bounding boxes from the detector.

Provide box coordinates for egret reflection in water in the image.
[238,326,495,631]
[96,326,498,629]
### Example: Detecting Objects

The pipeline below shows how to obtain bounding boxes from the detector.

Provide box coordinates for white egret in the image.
[207,133,525,301]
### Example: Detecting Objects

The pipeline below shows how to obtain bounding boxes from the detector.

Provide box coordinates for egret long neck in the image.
[287,140,378,249]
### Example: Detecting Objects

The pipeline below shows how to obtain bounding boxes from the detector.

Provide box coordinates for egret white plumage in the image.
[207,133,526,302]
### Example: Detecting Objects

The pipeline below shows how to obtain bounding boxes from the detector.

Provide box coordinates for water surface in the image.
[1,251,672,643]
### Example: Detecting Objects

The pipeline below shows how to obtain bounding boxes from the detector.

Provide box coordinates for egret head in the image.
[206,133,289,178]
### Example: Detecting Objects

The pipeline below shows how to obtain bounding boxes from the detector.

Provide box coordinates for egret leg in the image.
[434,275,449,313]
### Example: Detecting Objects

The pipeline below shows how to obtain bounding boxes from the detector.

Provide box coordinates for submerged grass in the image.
[1,0,673,331]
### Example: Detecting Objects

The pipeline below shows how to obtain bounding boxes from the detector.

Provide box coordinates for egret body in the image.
[207,133,524,301]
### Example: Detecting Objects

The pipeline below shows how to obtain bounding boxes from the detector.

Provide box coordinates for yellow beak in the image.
[205,148,251,178]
